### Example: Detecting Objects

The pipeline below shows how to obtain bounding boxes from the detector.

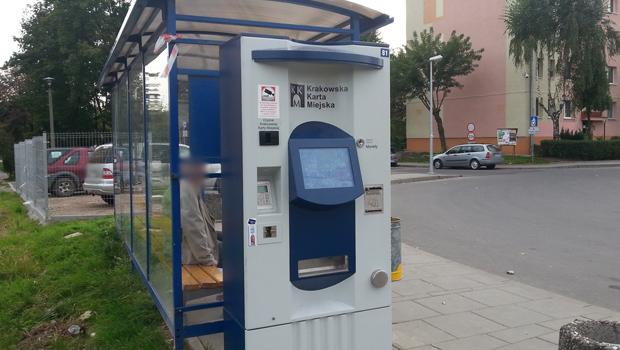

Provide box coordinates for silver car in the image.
[433,144,504,170]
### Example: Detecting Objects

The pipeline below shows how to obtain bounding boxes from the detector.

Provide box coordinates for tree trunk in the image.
[434,112,448,152]
[553,116,561,140]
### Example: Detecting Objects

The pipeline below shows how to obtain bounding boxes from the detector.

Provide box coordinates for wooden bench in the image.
[182,265,223,291]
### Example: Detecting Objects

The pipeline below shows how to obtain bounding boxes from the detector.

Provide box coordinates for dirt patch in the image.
[18,319,86,350]
[49,195,113,219]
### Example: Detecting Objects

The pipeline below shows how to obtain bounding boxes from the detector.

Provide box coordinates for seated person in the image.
[179,160,219,266]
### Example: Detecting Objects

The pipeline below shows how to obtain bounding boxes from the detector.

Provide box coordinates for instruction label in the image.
[248,218,257,247]
[258,84,280,119]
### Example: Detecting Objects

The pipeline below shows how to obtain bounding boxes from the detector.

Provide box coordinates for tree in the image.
[0,69,34,176]
[4,0,128,134]
[505,0,620,140]
[392,28,483,152]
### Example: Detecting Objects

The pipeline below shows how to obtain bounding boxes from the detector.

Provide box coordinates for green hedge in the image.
[540,140,620,160]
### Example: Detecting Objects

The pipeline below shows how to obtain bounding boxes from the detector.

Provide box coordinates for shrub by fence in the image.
[540,140,620,160]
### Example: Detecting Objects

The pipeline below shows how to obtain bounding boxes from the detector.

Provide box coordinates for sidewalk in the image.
[392,244,620,350]
[399,160,620,170]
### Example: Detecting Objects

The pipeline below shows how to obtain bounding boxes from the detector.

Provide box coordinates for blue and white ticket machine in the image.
[220,35,391,350]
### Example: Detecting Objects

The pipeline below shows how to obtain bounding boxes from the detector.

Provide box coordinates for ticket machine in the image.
[220,35,391,350]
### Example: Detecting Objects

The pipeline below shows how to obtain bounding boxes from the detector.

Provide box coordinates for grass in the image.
[401,153,552,165]
[0,190,171,350]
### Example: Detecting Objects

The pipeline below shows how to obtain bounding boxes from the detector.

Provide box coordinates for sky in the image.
[0,0,406,66]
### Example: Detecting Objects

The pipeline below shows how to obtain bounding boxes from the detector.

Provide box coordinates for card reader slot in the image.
[298,256,349,279]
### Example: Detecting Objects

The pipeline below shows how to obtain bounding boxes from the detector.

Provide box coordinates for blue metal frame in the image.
[176,14,352,35]
[103,1,395,349]
[252,49,384,69]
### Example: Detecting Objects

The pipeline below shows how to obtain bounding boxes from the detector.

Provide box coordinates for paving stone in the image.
[464,272,510,286]
[499,283,553,300]
[410,346,438,350]
[417,294,486,314]
[461,289,528,307]
[393,320,454,349]
[416,263,479,277]
[489,324,553,343]
[537,332,559,345]
[475,305,551,327]
[519,297,588,318]
[422,275,486,291]
[426,312,506,338]
[537,317,585,331]
[497,338,556,350]
[393,279,443,298]
[433,334,507,350]
[393,300,440,324]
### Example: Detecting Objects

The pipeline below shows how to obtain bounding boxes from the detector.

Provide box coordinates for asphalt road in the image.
[392,166,620,311]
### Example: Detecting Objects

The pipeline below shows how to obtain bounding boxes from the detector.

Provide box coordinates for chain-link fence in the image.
[12,132,115,223]
[13,135,48,222]
[48,132,112,149]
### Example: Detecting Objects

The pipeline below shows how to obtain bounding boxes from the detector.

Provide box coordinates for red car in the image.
[47,148,91,197]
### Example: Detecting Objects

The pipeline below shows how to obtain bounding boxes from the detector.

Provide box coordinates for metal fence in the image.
[48,132,112,149]
[14,135,48,222]
[13,132,115,223]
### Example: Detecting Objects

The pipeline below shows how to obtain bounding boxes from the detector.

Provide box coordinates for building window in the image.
[608,66,616,84]
[564,100,573,119]
[537,57,544,78]
[609,0,616,13]
[549,59,556,77]
[609,102,616,119]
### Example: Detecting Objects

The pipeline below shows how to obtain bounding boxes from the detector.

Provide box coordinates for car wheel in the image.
[487,164,496,170]
[433,159,443,169]
[53,177,76,197]
[391,162,398,167]
[101,195,114,206]
[470,159,481,170]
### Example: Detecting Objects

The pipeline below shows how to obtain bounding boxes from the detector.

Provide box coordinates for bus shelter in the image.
[98,1,392,349]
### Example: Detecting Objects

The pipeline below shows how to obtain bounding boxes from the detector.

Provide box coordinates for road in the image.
[392,166,620,311]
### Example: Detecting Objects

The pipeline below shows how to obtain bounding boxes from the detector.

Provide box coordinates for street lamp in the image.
[43,77,55,148]
[428,55,443,174]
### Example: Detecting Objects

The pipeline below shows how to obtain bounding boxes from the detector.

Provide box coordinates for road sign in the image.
[530,116,539,128]
[467,132,476,142]
[528,127,539,135]
[467,123,476,132]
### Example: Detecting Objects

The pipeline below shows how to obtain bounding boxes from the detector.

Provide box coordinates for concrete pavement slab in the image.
[421,275,486,291]
[416,294,486,314]
[393,300,440,324]
[461,289,528,307]
[518,297,589,318]
[537,332,560,345]
[488,324,553,344]
[474,304,552,327]
[393,320,455,349]
[497,338,556,350]
[433,335,508,350]
[425,312,506,338]
[393,279,444,298]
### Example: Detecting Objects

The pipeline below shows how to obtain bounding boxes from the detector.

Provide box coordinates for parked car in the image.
[47,147,91,197]
[433,144,504,170]
[83,144,118,205]
[391,148,401,167]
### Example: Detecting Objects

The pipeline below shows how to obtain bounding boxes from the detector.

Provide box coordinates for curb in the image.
[391,174,461,185]
[398,162,620,170]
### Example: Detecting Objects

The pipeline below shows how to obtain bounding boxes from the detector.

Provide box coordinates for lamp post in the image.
[428,55,443,174]
[43,77,55,148]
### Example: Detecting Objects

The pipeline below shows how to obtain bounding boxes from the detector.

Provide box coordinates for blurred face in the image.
[181,162,205,188]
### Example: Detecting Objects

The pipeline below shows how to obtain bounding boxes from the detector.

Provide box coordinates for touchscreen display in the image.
[299,148,354,189]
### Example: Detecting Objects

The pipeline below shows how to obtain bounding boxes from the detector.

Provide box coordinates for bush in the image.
[540,140,620,160]
[559,128,585,140]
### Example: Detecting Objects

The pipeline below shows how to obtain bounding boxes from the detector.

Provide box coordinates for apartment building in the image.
[405,0,620,153]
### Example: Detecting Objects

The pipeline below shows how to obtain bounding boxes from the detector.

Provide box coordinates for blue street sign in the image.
[530,116,539,128]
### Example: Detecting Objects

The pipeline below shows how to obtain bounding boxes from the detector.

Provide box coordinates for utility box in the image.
[220,35,392,350]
